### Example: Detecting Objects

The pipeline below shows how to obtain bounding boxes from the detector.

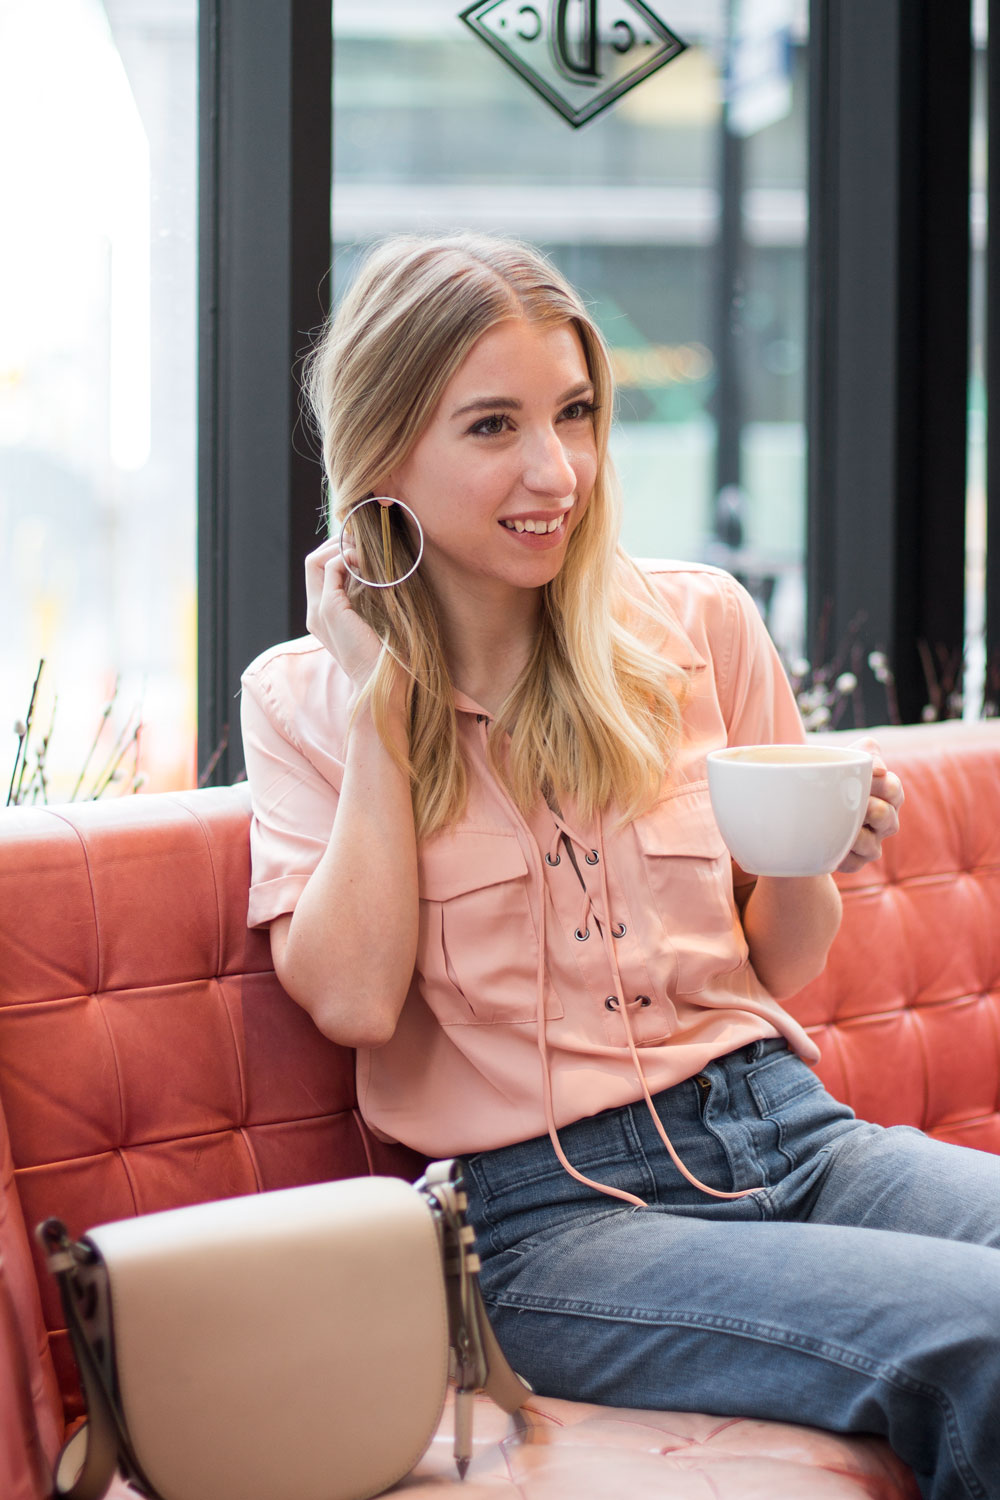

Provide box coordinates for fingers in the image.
[839,800,897,871]
[304,537,359,627]
[835,737,905,873]
[303,535,386,691]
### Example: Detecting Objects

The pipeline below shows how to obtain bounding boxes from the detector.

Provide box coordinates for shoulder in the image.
[635,556,748,606]
[624,557,759,663]
[241,635,350,747]
[243,634,330,681]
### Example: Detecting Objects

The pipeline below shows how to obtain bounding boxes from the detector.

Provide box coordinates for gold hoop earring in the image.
[338,497,424,589]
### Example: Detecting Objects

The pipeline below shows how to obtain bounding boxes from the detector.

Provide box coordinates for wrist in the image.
[347,685,409,762]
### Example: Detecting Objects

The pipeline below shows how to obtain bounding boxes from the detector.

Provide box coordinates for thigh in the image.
[802,1118,1000,1246]
[477,1203,1000,1499]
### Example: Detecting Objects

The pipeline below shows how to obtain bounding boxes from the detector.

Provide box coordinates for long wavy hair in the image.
[304,232,689,837]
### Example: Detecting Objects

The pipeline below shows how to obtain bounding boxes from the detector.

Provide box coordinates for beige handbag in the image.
[39,1161,529,1500]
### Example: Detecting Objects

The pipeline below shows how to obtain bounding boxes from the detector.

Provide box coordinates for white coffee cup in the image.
[706,743,874,877]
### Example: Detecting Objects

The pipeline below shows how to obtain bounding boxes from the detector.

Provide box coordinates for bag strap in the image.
[35,1220,151,1500]
[38,1170,527,1495]
[417,1161,531,1477]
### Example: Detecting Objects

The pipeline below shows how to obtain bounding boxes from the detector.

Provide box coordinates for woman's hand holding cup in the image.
[706,740,901,878]
[835,737,904,873]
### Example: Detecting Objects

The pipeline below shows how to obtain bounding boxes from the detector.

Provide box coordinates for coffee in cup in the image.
[706,743,873,877]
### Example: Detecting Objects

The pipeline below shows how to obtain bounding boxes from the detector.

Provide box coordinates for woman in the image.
[242,232,997,1500]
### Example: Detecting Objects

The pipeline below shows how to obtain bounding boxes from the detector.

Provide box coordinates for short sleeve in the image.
[719,579,805,750]
[240,652,344,929]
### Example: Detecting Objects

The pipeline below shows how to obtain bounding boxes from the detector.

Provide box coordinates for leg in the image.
[463,1049,1000,1500]
[474,1201,1000,1500]
[805,1119,1000,1243]
[741,1038,1000,1246]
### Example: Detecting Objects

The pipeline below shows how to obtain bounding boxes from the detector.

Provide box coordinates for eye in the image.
[468,413,510,437]
[559,399,597,423]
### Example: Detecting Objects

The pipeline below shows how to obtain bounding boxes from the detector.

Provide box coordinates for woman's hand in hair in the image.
[305,536,385,692]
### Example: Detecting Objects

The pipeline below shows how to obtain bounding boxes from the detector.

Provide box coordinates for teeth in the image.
[502,515,564,534]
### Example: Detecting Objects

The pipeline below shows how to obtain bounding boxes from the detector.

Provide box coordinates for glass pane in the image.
[0,0,197,803]
[331,0,809,658]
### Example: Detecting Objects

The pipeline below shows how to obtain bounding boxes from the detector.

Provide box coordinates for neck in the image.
[434,582,543,717]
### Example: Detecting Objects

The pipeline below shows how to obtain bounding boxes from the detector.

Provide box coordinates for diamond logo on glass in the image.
[459,0,687,129]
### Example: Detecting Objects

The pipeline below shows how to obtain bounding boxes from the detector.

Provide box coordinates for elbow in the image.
[312,999,400,1050]
[273,961,403,1049]
[758,947,832,1000]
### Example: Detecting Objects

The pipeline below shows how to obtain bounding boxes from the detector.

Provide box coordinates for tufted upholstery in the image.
[792,722,1000,1152]
[1,719,997,1500]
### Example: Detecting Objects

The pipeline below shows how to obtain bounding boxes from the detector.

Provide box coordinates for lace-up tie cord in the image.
[538,810,761,1206]
[474,716,759,1207]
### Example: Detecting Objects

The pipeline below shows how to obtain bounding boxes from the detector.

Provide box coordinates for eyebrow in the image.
[450,381,594,420]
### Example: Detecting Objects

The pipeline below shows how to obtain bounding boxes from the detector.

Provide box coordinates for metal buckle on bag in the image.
[36,1219,154,1500]
[416,1160,482,1479]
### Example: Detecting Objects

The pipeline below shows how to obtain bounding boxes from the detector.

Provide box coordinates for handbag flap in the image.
[86,1176,449,1500]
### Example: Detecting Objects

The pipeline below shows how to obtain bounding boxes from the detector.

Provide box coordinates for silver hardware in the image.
[611,921,626,938]
[545,851,561,866]
[585,849,599,865]
[605,996,619,1010]
[574,927,590,941]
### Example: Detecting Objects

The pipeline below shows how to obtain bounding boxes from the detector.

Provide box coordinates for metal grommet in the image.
[637,995,652,1008]
[585,849,599,865]
[611,922,626,938]
[545,851,561,866]
[574,927,590,941]
[604,996,619,1011]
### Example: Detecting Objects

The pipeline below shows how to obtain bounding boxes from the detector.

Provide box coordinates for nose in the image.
[523,425,577,497]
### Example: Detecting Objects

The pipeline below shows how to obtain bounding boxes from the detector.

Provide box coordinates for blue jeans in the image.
[461,1041,1000,1500]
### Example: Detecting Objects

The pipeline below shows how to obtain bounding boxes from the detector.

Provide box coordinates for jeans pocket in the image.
[746,1050,848,1167]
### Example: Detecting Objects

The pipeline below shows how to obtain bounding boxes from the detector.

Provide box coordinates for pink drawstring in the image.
[477,718,761,1206]
[532,878,650,1208]
[584,819,760,1202]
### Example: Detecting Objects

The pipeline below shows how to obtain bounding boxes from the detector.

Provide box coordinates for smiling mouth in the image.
[499,513,567,535]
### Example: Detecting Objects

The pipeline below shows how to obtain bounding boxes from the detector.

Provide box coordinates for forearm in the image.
[272,704,418,1048]
[739,873,842,998]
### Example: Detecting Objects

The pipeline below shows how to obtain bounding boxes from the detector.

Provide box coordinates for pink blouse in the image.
[241,561,820,1169]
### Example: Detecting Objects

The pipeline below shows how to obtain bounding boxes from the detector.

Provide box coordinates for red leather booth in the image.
[3,720,999,1499]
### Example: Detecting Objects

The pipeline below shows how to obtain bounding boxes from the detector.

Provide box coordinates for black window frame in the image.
[198,0,982,777]
[198,0,332,784]
[807,0,972,724]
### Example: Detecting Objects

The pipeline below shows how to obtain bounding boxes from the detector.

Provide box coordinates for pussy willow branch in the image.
[71,675,119,801]
[88,713,141,800]
[197,724,229,788]
[8,659,44,807]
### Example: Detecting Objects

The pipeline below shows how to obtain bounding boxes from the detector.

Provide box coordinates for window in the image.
[332,0,810,657]
[1,0,197,801]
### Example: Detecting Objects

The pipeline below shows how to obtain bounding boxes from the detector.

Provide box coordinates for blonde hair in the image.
[305,232,689,837]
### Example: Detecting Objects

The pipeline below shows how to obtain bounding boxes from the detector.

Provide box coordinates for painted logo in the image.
[459,0,687,128]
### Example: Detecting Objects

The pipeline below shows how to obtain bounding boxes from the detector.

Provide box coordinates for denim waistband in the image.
[463,1038,793,1233]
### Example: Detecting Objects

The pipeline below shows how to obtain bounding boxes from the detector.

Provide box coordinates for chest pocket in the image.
[417,831,564,1026]
[633,783,748,996]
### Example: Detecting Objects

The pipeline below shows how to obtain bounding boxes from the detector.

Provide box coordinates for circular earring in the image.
[337,496,424,588]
